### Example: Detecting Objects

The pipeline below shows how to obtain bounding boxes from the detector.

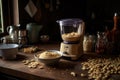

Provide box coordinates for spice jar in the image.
[95,32,107,54]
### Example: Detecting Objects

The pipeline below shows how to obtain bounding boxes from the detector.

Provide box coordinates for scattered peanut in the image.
[22,59,43,69]
[39,66,44,69]
[23,60,30,65]
[80,73,86,77]
[81,55,120,80]
[70,72,76,77]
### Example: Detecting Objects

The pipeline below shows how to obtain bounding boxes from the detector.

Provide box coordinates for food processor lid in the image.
[56,18,83,26]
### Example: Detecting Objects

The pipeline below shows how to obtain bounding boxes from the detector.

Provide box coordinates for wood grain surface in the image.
[0,43,120,80]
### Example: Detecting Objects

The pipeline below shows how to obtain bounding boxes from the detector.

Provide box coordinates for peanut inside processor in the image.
[62,32,80,42]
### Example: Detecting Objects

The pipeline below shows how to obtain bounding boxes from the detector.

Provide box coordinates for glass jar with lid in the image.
[83,35,96,52]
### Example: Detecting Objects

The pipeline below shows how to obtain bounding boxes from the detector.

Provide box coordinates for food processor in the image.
[57,19,85,60]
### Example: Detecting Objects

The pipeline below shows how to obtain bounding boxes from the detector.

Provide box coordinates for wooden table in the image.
[0,43,120,80]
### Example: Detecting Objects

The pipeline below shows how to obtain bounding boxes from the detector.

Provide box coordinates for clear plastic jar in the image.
[83,35,96,52]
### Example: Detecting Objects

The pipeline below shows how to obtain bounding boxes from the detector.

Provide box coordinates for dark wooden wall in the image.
[86,0,120,34]
[18,0,86,24]
[3,0,120,40]
[18,0,120,33]
[18,0,86,41]
[2,0,13,33]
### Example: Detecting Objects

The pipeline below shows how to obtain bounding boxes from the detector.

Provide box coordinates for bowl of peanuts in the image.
[34,50,63,65]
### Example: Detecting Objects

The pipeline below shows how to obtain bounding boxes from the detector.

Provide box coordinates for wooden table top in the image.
[0,43,120,80]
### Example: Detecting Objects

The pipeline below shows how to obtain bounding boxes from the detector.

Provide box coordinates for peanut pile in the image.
[62,32,80,42]
[81,55,120,80]
[22,59,44,69]
[22,55,120,80]
[38,51,61,59]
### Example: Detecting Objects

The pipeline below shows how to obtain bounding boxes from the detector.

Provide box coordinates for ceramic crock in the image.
[26,23,43,44]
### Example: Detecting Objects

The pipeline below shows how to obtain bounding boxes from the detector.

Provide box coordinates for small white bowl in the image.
[34,50,62,65]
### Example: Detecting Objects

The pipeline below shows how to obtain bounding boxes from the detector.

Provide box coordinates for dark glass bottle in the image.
[110,13,120,54]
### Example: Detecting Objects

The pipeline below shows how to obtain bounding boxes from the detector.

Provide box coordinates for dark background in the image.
[3,0,120,41]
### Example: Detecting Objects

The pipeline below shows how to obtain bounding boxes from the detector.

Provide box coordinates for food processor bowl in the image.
[57,18,84,43]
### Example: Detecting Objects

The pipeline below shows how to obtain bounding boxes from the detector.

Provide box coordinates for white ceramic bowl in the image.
[34,50,63,65]
[0,44,18,60]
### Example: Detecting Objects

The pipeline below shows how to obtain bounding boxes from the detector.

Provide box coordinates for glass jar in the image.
[95,32,107,54]
[83,35,96,52]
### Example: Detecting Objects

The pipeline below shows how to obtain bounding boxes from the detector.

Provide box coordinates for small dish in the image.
[0,44,19,60]
[34,50,62,65]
